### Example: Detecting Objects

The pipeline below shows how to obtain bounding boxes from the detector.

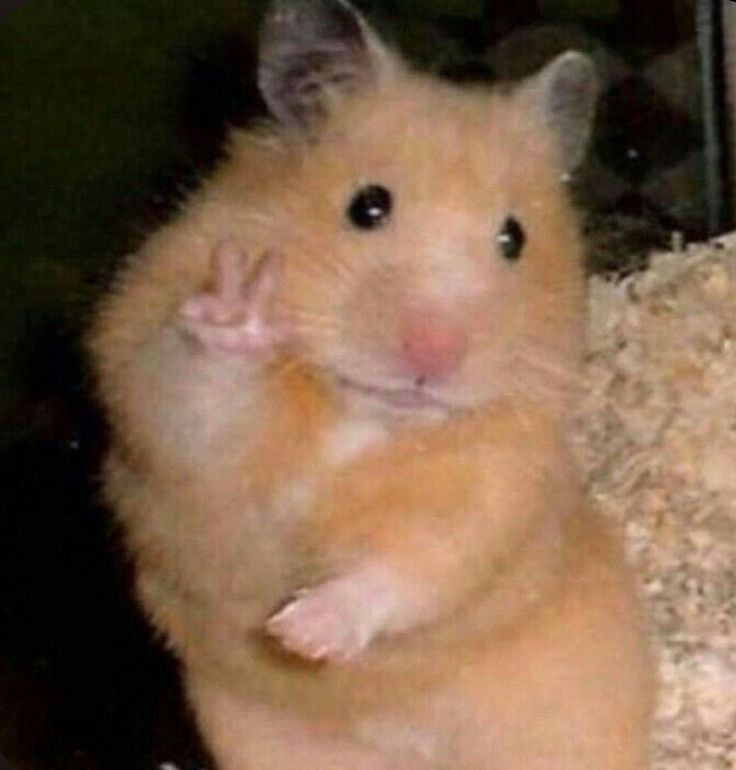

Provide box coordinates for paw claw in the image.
[266,583,369,664]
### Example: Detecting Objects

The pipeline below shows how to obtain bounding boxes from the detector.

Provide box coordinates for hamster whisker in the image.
[514,348,582,389]
[506,371,562,405]
[507,347,583,404]
[292,248,361,286]
[280,305,338,326]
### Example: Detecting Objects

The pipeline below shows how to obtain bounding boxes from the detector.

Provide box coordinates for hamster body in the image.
[90,2,654,768]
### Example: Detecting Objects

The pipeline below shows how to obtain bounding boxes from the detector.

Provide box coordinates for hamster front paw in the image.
[266,567,405,665]
[178,241,287,355]
[267,583,370,664]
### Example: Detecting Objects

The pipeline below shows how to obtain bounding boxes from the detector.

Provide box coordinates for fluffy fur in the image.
[89,2,653,768]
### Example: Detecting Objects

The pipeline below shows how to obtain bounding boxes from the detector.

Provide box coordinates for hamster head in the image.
[238,0,599,420]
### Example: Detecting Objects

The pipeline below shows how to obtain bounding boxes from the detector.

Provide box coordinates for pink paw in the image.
[266,581,376,665]
[178,242,286,355]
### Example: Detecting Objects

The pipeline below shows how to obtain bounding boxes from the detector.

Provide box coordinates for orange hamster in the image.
[89,1,654,768]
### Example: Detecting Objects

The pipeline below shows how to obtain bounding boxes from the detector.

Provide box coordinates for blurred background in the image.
[0,1,733,768]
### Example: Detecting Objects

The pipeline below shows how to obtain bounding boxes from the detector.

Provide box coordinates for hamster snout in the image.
[399,314,468,382]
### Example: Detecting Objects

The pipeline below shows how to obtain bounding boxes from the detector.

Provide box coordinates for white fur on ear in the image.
[521,51,600,172]
[258,0,385,131]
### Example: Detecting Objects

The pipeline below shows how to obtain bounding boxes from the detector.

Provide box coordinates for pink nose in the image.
[400,319,467,381]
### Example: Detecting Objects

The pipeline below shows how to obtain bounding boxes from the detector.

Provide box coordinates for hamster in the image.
[89,1,654,768]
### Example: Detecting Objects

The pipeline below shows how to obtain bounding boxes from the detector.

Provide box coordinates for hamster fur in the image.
[89,1,654,768]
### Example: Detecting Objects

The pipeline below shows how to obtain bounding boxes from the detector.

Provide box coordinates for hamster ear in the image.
[258,0,386,132]
[520,51,599,172]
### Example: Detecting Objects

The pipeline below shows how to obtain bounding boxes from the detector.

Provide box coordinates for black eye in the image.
[347,184,392,229]
[496,216,526,261]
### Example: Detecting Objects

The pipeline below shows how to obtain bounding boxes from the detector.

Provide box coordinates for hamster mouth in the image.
[336,375,451,413]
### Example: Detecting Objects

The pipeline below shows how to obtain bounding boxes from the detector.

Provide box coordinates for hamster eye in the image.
[347,185,392,229]
[496,217,526,261]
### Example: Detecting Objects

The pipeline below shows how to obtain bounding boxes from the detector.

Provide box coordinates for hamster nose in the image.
[400,319,467,381]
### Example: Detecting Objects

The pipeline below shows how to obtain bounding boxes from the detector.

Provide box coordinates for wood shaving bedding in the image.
[574,233,736,769]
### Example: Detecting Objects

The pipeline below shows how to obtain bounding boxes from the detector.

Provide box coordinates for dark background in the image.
[0,1,718,768]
